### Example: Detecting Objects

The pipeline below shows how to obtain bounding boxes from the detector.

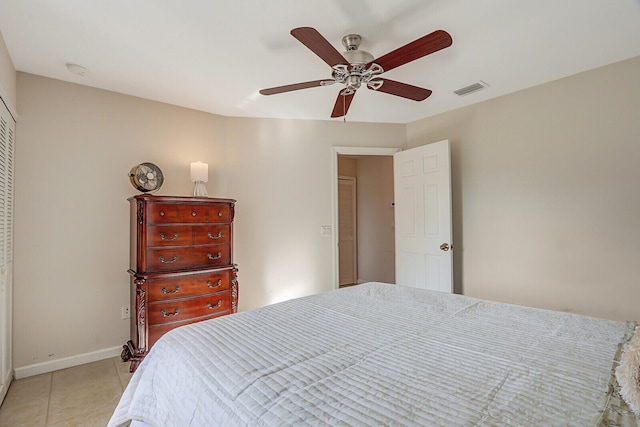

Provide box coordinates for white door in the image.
[394,140,452,292]
[0,97,15,403]
[338,177,357,285]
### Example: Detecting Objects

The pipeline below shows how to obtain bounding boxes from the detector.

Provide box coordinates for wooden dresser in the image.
[122,195,238,371]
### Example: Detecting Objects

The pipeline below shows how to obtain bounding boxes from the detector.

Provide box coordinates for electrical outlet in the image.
[121,306,131,320]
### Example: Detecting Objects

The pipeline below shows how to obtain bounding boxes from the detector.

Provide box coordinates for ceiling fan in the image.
[259,27,453,118]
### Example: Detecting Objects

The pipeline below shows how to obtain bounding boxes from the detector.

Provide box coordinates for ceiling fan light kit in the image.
[260,27,453,118]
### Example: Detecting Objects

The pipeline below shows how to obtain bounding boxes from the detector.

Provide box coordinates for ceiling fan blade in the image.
[291,27,349,68]
[260,80,330,95]
[368,78,432,101]
[331,90,355,118]
[367,30,452,73]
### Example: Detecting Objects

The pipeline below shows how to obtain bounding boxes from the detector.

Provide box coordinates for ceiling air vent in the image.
[454,81,488,96]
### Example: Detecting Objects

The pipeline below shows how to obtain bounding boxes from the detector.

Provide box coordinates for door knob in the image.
[439,243,450,252]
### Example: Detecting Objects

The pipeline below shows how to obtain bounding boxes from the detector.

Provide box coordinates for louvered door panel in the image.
[0,97,15,404]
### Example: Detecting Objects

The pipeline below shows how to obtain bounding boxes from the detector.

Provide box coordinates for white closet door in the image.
[0,97,15,403]
[338,177,357,285]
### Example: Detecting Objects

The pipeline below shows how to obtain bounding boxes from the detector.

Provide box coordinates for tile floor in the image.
[0,356,132,426]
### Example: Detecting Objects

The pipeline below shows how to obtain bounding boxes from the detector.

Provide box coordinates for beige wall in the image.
[355,156,395,283]
[13,75,405,370]
[14,73,229,369]
[224,118,405,311]
[407,56,640,321]
[338,157,356,177]
[0,30,16,112]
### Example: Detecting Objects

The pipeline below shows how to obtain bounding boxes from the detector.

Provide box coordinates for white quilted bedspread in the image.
[109,282,637,426]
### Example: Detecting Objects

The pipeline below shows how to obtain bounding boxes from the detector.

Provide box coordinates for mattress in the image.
[109,282,639,426]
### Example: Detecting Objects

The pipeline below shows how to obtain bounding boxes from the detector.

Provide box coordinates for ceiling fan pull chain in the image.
[343,92,346,122]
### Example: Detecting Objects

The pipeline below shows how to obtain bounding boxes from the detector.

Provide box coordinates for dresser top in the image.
[128,195,236,204]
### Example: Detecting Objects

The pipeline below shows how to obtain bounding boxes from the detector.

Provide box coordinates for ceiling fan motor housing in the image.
[342,49,374,65]
[336,33,379,93]
[341,33,374,65]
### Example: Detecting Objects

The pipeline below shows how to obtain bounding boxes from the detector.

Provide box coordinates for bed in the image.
[109,282,640,426]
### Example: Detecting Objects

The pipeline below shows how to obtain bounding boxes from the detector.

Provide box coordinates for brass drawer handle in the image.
[161,286,180,295]
[161,308,180,317]
[159,233,178,241]
[218,212,223,217]
[207,231,222,240]
[207,252,222,261]
[207,300,222,310]
[207,279,222,289]
[192,211,197,217]
[159,211,165,217]
[159,255,178,264]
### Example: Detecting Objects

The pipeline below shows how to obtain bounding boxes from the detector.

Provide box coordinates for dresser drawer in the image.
[147,313,223,348]
[146,224,231,248]
[193,224,231,245]
[146,245,231,272]
[146,225,193,247]
[148,291,231,325]
[146,203,180,223]
[175,204,231,223]
[146,202,231,224]
[147,271,230,301]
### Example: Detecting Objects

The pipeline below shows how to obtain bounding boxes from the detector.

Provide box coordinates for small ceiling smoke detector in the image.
[66,62,89,77]
[454,81,489,96]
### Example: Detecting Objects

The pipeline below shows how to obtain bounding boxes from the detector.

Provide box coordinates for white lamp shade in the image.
[190,161,208,182]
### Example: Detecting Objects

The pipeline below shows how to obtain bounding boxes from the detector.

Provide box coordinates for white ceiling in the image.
[2,0,640,124]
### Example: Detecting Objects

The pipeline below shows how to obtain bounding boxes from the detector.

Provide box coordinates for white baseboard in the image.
[13,346,122,379]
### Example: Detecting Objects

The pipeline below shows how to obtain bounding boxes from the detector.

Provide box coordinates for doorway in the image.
[332,147,401,289]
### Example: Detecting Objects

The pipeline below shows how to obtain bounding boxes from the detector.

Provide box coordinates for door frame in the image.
[331,146,401,290]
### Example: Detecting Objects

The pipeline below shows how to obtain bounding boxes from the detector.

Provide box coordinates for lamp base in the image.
[192,181,208,197]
